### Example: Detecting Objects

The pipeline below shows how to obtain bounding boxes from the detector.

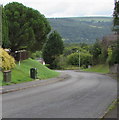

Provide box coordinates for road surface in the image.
[2,70,117,118]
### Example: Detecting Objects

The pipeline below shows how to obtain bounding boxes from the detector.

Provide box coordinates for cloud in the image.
[1,0,115,17]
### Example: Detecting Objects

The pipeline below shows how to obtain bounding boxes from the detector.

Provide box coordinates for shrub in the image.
[67,53,79,66]
[30,51,42,59]
[67,52,92,68]
[0,48,16,71]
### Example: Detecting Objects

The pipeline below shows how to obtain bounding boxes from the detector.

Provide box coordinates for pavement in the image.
[103,105,118,119]
[0,72,70,94]
[101,100,118,119]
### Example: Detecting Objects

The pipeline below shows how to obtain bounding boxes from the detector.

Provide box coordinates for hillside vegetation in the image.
[48,17,113,44]
[0,59,59,86]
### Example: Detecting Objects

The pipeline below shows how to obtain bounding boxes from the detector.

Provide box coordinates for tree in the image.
[0,48,16,71]
[2,7,9,48]
[67,51,92,68]
[113,1,119,32]
[110,41,119,64]
[42,31,64,68]
[3,2,51,52]
[0,5,2,47]
[90,40,102,65]
[111,0,119,64]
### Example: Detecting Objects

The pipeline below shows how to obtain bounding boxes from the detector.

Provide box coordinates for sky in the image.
[1,0,115,18]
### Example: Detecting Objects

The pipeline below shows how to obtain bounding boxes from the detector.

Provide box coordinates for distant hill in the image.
[48,17,113,44]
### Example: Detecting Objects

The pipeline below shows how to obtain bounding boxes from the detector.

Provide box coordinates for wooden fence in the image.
[11,50,29,61]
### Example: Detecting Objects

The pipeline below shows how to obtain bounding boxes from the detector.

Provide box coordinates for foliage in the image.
[3,2,51,52]
[2,7,9,48]
[56,55,68,69]
[83,64,109,74]
[111,1,119,65]
[110,39,119,64]
[48,17,112,44]
[67,53,79,66]
[113,1,119,32]
[42,31,64,69]
[0,48,16,71]
[1,59,59,86]
[107,47,113,63]
[90,40,102,65]
[67,50,92,68]
[30,51,42,59]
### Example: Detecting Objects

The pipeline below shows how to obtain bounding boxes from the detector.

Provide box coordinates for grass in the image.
[83,64,109,74]
[101,98,118,119]
[62,65,79,70]
[107,99,118,112]
[0,58,59,86]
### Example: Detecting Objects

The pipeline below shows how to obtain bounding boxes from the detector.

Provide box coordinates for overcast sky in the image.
[1,0,115,18]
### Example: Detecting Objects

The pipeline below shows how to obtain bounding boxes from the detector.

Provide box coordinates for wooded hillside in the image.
[48,17,113,44]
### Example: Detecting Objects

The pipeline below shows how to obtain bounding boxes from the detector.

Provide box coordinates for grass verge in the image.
[83,64,109,74]
[101,98,118,119]
[0,58,59,86]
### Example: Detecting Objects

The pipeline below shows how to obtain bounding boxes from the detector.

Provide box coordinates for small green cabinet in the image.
[30,68,37,79]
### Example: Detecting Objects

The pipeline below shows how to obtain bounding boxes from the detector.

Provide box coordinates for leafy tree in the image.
[0,48,16,71]
[113,1,119,32]
[42,31,64,68]
[110,1,119,64]
[90,40,101,65]
[2,7,9,48]
[110,39,119,64]
[0,5,2,46]
[3,2,51,52]
[67,53,79,66]
[107,47,113,63]
[67,51,92,68]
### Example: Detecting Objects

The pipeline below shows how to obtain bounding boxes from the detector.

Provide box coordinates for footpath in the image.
[0,73,70,94]
[102,102,118,119]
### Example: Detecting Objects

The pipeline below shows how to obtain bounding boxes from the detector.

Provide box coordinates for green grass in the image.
[0,59,59,86]
[83,64,109,74]
[63,65,79,70]
[101,99,118,119]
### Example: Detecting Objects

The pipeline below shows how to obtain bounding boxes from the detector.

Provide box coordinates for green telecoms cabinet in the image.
[30,68,37,79]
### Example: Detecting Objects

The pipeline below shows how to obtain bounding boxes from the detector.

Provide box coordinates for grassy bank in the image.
[0,59,59,86]
[83,64,109,74]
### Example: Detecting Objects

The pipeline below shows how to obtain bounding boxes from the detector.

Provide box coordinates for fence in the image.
[109,64,119,74]
[11,50,29,61]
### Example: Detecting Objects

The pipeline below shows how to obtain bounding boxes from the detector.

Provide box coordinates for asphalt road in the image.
[2,70,117,118]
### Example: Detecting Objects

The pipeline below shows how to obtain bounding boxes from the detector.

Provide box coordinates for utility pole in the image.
[0,5,2,120]
[77,50,80,70]
[0,4,2,48]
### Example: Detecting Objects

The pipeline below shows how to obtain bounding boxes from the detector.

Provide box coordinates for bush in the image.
[0,48,16,71]
[67,52,92,68]
[30,51,42,59]
[45,64,50,67]
[67,53,79,66]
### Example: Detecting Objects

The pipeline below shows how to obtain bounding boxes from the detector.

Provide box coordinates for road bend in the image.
[2,70,117,118]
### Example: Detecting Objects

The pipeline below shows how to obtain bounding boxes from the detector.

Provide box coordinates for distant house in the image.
[4,49,10,53]
[7,50,29,61]
[37,58,45,65]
